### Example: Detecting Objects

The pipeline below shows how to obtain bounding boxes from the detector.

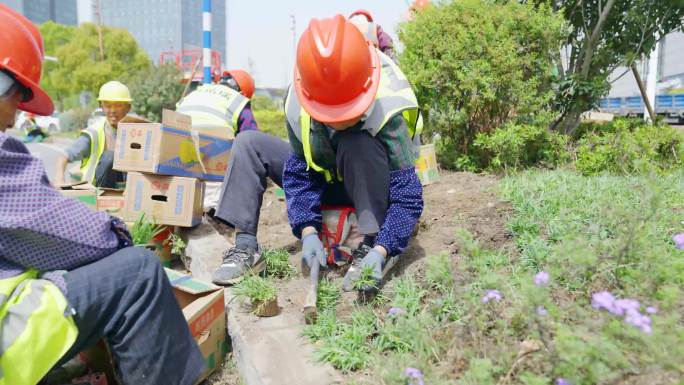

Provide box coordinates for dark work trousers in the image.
[215,129,390,237]
[94,150,125,188]
[58,247,205,385]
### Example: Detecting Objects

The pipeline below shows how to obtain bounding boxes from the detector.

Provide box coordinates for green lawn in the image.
[304,169,684,385]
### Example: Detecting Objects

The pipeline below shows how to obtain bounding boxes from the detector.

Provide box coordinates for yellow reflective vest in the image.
[79,118,107,185]
[285,50,423,182]
[0,271,78,385]
[176,84,249,136]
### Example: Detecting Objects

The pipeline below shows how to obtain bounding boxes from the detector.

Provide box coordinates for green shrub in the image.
[474,122,570,171]
[576,119,683,175]
[59,106,94,132]
[253,110,287,139]
[399,0,564,170]
[261,249,295,279]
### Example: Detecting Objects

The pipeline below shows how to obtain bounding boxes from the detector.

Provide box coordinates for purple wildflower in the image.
[534,271,550,287]
[645,306,658,314]
[536,306,548,316]
[624,310,652,334]
[612,298,640,316]
[555,379,571,385]
[404,367,424,385]
[591,291,617,314]
[673,233,684,250]
[481,289,502,303]
[592,292,654,334]
[388,307,405,316]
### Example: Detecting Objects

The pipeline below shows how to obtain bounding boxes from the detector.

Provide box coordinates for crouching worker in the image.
[283,15,424,297]
[0,6,205,385]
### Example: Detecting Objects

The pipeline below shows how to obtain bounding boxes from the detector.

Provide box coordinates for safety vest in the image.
[285,50,423,182]
[79,118,107,185]
[0,270,78,385]
[176,84,249,135]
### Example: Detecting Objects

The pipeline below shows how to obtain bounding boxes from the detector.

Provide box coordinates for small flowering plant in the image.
[404,367,425,385]
[481,289,502,303]
[591,291,655,334]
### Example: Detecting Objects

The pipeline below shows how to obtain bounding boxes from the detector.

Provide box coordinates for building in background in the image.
[97,0,226,66]
[0,0,78,25]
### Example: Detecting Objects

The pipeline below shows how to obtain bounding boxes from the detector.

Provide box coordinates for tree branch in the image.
[580,0,616,78]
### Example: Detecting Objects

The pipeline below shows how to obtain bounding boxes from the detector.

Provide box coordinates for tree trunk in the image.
[555,102,586,136]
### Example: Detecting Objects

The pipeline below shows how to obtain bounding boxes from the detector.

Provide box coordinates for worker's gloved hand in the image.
[301,233,327,275]
[342,249,384,293]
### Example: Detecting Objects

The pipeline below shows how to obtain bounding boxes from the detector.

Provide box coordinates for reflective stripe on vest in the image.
[79,119,106,185]
[0,271,78,385]
[285,49,420,179]
[177,84,249,134]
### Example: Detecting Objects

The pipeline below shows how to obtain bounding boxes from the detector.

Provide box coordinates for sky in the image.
[224,0,412,88]
[77,0,413,89]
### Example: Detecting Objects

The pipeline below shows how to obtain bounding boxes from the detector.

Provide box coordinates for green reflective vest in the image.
[176,84,249,136]
[79,118,106,185]
[0,271,78,385]
[285,50,423,182]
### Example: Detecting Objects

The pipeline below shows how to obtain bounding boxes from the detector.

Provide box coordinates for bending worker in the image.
[54,80,132,187]
[283,15,424,296]
[0,6,205,384]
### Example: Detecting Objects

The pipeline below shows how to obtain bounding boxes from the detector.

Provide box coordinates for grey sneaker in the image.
[212,247,264,285]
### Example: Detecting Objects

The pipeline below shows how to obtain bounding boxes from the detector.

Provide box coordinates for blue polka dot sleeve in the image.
[375,167,424,256]
[283,153,326,239]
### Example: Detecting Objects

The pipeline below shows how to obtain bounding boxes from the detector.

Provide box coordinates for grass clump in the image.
[261,249,296,279]
[129,213,165,246]
[233,274,277,305]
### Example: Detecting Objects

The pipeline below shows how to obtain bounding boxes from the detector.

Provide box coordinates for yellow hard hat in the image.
[98,81,133,102]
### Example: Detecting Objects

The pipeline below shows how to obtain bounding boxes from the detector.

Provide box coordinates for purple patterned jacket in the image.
[0,133,130,293]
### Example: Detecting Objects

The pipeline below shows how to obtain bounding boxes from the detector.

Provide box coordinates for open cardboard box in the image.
[165,269,227,382]
[97,188,125,218]
[80,270,227,384]
[114,110,233,181]
[58,181,98,210]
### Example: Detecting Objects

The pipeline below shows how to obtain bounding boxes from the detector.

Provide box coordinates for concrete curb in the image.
[224,288,341,385]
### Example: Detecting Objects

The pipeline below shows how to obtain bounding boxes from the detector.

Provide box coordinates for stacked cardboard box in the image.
[113,109,233,228]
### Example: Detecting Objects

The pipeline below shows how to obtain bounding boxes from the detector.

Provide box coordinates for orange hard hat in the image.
[410,0,430,12]
[349,9,373,22]
[0,5,53,115]
[294,14,380,124]
[223,70,255,99]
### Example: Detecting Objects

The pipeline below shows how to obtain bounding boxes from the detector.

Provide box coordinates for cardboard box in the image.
[114,110,233,181]
[79,270,228,385]
[97,188,125,218]
[123,172,204,227]
[415,144,440,186]
[165,269,227,382]
[59,182,98,210]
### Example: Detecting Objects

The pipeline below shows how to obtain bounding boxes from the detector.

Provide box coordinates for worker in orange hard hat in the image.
[208,66,294,285]
[282,14,424,299]
[348,9,398,62]
[0,5,205,384]
[178,68,258,135]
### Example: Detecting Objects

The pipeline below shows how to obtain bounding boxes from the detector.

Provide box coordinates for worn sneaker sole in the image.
[212,258,266,286]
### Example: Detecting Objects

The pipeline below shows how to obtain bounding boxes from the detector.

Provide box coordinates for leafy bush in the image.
[576,119,683,175]
[253,110,287,139]
[59,107,94,132]
[399,0,564,169]
[474,122,570,171]
[129,64,185,122]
